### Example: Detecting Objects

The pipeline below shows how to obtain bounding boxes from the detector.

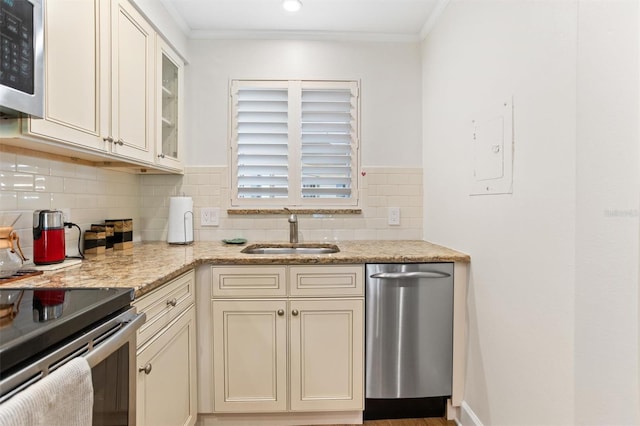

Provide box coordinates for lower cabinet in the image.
[134,270,197,426]
[212,298,363,413]
[201,264,364,424]
[212,299,287,412]
[289,298,363,412]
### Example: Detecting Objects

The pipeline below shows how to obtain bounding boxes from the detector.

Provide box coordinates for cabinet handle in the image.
[103,136,114,143]
[291,309,299,316]
[166,298,177,307]
[115,139,124,146]
[157,153,165,159]
[138,363,152,375]
[277,309,284,316]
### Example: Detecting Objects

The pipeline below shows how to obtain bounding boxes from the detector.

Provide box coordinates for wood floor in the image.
[325,417,455,426]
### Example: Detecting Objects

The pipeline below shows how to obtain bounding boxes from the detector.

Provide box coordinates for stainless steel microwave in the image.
[0,0,44,118]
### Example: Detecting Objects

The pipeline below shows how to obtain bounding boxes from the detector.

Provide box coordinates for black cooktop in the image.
[0,287,134,377]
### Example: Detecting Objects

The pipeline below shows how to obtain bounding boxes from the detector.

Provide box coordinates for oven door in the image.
[0,308,145,425]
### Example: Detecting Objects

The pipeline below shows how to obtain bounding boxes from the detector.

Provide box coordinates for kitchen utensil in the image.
[33,210,65,265]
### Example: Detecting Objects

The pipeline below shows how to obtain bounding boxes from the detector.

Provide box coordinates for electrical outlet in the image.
[201,207,220,226]
[388,207,400,226]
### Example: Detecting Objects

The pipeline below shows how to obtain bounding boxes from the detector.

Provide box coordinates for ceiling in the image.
[160,0,449,41]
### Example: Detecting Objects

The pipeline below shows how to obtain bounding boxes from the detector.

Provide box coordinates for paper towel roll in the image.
[167,196,194,244]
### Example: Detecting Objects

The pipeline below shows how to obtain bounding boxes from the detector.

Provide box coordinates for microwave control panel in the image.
[0,0,34,94]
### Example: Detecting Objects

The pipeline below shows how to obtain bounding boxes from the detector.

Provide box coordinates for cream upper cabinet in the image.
[155,38,184,171]
[109,0,155,164]
[0,0,181,172]
[23,0,110,151]
[205,265,364,420]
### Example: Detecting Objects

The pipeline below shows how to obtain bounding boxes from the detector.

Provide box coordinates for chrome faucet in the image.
[284,208,298,243]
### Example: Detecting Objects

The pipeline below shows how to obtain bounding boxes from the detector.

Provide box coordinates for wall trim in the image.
[460,401,484,426]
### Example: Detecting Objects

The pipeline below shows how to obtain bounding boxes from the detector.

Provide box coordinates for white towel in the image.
[0,357,93,426]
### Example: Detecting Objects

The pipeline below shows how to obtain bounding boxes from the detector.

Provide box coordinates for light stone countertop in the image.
[0,240,470,297]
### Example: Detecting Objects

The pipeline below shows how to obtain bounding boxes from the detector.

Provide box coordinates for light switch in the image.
[201,207,220,226]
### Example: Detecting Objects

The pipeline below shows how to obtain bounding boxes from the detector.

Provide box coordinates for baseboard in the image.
[196,411,363,426]
[459,401,483,426]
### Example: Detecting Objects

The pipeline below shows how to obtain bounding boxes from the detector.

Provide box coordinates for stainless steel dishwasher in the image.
[365,263,454,419]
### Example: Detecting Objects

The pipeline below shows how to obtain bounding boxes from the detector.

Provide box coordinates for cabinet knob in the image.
[103,136,114,143]
[158,153,165,159]
[115,139,125,146]
[277,309,284,316]
[291,309,299,316]
[138,363,152,375]
[166,298,177,307]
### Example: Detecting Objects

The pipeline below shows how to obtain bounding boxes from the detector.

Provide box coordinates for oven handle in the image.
[85,311,146,368]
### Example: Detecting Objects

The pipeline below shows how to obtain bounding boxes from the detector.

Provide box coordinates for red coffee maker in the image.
[33,210,65,265]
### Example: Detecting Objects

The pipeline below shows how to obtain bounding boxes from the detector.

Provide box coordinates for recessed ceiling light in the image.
[282,0,302,12]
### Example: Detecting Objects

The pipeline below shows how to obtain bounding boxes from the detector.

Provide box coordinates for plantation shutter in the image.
[300,82,357,200]
[231,80,359,206]
[233,81,289,200]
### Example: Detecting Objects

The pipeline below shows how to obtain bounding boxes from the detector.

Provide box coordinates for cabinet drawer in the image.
[289,265,364,297]
[211,266,287,298]
[134,270,195,347]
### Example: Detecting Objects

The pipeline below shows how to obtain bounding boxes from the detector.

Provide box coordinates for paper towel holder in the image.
[168,196,194,245]
[178,210,193,245]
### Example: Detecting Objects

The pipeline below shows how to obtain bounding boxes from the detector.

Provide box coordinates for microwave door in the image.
[0,0,44,118]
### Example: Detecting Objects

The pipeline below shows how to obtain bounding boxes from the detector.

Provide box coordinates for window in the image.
[230,80,359,207]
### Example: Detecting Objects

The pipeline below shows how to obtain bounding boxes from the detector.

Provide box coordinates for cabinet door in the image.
[155,38,184,171]
[110,0,155,164]
[137,306,197,426]
[289,299,364,412]
[28,0,109,151]
[212,300,287,413]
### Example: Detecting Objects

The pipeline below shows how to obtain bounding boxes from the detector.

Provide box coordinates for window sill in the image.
[227,208,362,216]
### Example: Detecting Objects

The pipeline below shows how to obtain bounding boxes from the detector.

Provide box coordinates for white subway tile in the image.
[49,160,77,178]
[16,155,50,175]
[35,175,64,193]
[17,192,50,210]
[0,192,18,211]
[51,193,78,209]
[63,178,86,194]
[0,150,16,172]
[0,173,34,192]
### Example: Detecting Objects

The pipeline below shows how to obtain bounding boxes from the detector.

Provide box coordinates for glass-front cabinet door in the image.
[156,38,184,171]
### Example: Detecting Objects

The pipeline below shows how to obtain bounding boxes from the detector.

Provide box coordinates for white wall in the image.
[575,1,640,423]
[138,39,426,242]
[184,39,423,168]
[422,1,578,424]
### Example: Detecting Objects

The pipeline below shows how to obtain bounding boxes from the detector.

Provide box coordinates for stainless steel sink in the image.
[241,243,340,255]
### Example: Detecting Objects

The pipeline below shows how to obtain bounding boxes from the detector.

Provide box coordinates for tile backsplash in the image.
[139,166,423,243]
[0,146,423,257]
[0,146,140,261]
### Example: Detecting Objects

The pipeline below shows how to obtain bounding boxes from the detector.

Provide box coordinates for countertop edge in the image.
[1,240,470,298]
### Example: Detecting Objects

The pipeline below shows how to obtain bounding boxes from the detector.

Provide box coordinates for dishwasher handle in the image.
[369,271,451,280]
